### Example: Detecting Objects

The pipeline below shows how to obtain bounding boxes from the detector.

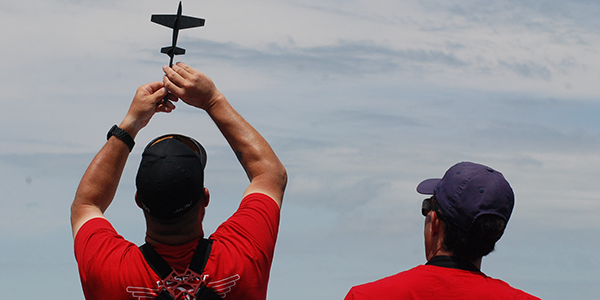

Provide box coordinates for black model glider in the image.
[151,1,205,67]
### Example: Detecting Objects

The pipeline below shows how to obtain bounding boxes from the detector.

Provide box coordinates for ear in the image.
[430,211,444,235]
[201,188,210,207]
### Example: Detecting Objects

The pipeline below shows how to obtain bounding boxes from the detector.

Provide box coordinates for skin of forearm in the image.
[205,96,284,183]
[72,138,130,214]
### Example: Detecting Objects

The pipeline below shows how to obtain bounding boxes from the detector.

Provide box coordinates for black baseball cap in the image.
[416,162,514,231]
[136,134,207,220]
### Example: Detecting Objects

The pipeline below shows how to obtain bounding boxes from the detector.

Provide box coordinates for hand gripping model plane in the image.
[151,1,205,103]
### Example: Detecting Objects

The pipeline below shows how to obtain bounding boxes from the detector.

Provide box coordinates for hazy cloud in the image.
[1,1,599,299]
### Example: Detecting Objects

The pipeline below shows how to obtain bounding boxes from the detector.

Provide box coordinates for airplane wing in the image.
[151,15,205,29]
[178,16,205,29]
[151,15,177,28]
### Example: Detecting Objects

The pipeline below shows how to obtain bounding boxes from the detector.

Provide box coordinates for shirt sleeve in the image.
[344,288,356,300]
[73,217,145,298]
[207,192,281,297]
[210,192,281,257]
[74,218,123,276]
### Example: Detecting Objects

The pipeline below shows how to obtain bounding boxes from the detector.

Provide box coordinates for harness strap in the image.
[139,243,174,279]
[139,238,222,299]
[196,285,223,300]
[189,238,213,275]
[155,290,175,300]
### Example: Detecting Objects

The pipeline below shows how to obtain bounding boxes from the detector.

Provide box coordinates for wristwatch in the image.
[107,125,135,152]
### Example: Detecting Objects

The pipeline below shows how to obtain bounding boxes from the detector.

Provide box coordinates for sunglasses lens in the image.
[421,199,431,216]
[177,136,201,154]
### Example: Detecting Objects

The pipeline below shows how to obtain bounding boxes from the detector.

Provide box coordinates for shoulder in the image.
[222,192,281,227]
[202,193,281,300]
[240,192,280,207]
[483,276,541,299]
[74,219,155,298]
[74,217,116,243]
[211,192,281,245]
[74,217,138,263]
[237,192,281,215]
[345,266,426,299]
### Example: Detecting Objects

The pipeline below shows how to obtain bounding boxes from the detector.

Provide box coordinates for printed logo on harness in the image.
[158,267,203,299]
[126,272,241,299]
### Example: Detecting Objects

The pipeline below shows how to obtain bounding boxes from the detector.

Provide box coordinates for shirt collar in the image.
[425,256,481,272]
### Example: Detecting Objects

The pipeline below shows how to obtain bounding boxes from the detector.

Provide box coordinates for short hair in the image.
[442,214,507,261]
[429,196,507,260]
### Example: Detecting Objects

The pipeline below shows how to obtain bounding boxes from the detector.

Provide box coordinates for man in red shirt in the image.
[71,62,287,300]
[344,162,539,299]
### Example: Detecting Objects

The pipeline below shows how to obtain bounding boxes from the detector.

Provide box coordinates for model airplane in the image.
[152,1,205,67]
[151,1,205,103]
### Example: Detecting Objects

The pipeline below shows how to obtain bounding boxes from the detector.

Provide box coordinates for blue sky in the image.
[1,0,599,299]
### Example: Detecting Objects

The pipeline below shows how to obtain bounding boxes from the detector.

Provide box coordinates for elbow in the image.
[266,160,287,192]
[279,164,288,191]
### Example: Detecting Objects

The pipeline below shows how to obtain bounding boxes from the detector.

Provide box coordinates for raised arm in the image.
[70,82,175,237]
[163,62,287,207]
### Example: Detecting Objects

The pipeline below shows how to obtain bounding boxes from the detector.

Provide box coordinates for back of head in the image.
[442,209,507,260]
[136,134,207,221]
[417,162,514,259]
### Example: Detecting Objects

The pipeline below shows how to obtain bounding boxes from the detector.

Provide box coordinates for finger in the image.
[163,75,184,98]
[178,62,201,78]
[139,81,163,96]
[156,105,171,113]
[156,101,176,113]
[163,65,186,87]
[164,100,176,110]
[166,93,179,102]
[146,81,164,93]
[175,61,189,70]
[172,62,193,79]
[149,86,168,105]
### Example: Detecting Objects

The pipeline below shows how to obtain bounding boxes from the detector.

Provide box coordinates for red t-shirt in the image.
[344,264,540,300]
[74,193,280,300]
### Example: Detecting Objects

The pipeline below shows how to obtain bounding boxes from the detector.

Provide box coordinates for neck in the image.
[427,255,482,272]
[427,245,483,270]
[144,217,204,246]
[145,228,203,245]
[428,250,483,270]
[143,205,206,246]
[470,257,482,269]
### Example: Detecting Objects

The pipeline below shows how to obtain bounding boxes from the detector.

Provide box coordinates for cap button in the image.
[486,167,493,172]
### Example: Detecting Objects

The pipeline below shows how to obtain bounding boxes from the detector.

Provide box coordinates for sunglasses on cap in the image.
[421,196,445,219]
[145,134,207,168]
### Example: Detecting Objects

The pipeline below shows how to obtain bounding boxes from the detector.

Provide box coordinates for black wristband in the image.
[107,125,135,152]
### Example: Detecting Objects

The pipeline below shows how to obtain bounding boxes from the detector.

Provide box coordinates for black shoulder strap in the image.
[139,238,222,300]
[196,285,223,300]
[139,243,174,279]
[189,238,213,274]
[189,239,221,299]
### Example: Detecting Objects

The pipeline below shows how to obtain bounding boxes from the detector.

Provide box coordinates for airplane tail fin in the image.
[161,46,186,56]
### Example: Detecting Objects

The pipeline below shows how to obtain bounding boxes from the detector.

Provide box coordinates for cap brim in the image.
[416,178,441,195]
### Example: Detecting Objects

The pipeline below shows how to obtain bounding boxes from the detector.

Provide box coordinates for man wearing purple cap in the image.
[71,63,287,300]
[344,162,539,299]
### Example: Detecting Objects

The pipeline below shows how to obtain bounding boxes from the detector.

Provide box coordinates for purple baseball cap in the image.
[416,162,514,231]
